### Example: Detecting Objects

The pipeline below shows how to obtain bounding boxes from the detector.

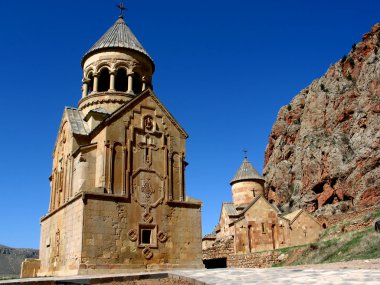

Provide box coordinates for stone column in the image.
[102,142,108,191]
[122,146,127,196]
[82,81,88,98]
[142,76,147,91]
[93,74,99,93]
[109,70,116,91]
[179,154,184,202]
[108,142,114,194]
[168,152,173,201]
[49,174,54,212]
[127,73,134,94]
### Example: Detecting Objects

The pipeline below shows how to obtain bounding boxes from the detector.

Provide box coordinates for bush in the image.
[287,104,292,111]
[347,73,353,81]
[320,84,328,92]
[341,55,347,63]
[352,43,356,50]
[309,243,319,250]
[348,57,355,67]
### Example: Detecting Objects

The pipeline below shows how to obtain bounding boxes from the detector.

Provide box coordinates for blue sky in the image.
[0,0,379,249]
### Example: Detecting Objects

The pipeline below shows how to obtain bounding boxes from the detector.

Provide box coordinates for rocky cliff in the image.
[264,24,380,216]
[0,244,38,277]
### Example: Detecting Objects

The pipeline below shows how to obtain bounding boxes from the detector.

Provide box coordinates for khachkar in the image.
[21,7,203,277]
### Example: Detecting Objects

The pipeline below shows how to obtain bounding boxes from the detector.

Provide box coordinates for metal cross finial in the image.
[117,0,127,19]
[244,149,248,159]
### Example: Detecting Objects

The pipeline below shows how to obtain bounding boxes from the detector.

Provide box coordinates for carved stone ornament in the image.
[128,229,138,242]
[142,247,153,260]
[157,231,168,243]
[141,179,155,198]
[144,115,154,131]
[143,212,153,223]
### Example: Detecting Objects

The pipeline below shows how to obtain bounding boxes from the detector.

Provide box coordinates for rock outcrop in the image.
[264,24,380,216]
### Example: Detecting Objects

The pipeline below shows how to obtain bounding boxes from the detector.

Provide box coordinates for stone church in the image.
[203,155,321,259]
[22,11,203,277]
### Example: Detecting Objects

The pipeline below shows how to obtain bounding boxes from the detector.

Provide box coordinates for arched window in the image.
[133,73,143,94]
[115,68,128,92]
[87,72,94,95]
[98,68,110,92]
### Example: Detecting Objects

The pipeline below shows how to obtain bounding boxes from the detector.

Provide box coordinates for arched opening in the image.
[115,68,128,92]
[98,68,110,92]
[133,73,143,94]
[87,72,94,95]
[203,258,227,269]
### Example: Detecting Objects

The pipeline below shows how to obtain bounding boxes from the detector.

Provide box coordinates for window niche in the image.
[138,224,157,248]
[98,68,110,92]
[115,68,128,92]
[132,73,143,94]
[87,72,94,95]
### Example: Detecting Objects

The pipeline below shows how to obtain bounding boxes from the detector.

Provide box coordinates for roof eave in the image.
[81,47,155,72]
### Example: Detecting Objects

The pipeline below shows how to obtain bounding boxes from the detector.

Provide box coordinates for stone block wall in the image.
[227,251,282,268]
[38,197,83,276]
[203,237,283,268]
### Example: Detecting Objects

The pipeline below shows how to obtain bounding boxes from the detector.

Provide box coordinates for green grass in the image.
[272,209,380,268]
[290,228,380,266]
[0,276,17,281]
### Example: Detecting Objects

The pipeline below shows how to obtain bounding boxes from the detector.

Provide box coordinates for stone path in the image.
[1,268,380,285]
[172,268,380,284]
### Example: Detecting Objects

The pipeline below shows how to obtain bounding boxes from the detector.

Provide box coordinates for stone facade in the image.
[203,157,321,266]
[22,13,203,277]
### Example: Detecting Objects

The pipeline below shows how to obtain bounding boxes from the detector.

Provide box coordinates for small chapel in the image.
[202,154,321,263]
[21,5,203,277]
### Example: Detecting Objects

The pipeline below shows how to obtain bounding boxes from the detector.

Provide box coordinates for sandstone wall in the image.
[227,251,282,268]
[79,197,203,274]
[288,212,321,246]
[38,197,83,276]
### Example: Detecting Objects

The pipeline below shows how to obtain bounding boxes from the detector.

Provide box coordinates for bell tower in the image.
[24,3,204,277]
[79,9,155,116]
[230,152,265,207]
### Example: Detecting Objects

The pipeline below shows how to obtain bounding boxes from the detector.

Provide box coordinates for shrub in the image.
[347,73,353,81]
[352,43,356,50]
[348,57,355,67]
[363,214,372,223]
[287,104,292,111]
[309,243,319,250]
[320,84,328,92]
[341,55,347,63]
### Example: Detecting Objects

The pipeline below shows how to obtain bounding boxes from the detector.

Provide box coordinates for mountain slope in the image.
[0,245,39,277]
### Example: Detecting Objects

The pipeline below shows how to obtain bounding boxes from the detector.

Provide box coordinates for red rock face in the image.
[263,24,380,216]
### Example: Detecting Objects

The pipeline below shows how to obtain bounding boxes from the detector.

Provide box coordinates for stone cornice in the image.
[78,92,134,111]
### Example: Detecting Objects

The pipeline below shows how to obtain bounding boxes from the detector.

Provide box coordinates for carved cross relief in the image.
[138,135,159,167]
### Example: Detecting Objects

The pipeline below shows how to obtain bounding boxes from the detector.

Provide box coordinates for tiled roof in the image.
[282,209,303,223]
[223,202,239,217]
[91,107,110,115]
[230,158,264,184]
[82,17,153,64]
[202,233,216,240]
[66,108,89,136]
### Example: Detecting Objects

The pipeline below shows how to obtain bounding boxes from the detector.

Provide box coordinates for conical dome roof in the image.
[82,17,153,67]
[230,158,264,185]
